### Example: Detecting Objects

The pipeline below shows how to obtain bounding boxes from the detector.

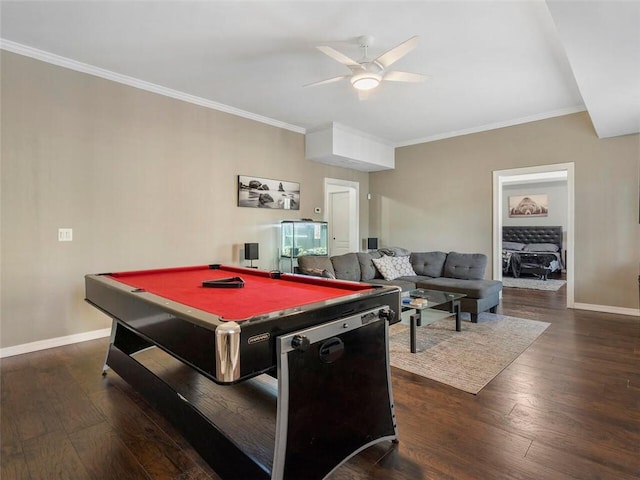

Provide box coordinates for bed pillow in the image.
[372,255,400,281]
[523,243,559,252]
[503,241,526,251]
[388,255,417,277]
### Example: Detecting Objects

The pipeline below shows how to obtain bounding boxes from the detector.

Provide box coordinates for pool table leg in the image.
[102,321,117,376]
[105,323,271,480]
[274,312,398,479]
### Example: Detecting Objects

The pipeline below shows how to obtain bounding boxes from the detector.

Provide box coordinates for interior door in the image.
[329,191,351,256]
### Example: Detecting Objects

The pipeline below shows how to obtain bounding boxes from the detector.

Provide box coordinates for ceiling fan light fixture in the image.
[350,73,381,91]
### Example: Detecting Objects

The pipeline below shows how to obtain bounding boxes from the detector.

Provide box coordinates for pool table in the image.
[85,264,402,480]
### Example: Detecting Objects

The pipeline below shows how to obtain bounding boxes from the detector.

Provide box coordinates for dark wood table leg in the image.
[410,311,420,353]
[451,300,461,332]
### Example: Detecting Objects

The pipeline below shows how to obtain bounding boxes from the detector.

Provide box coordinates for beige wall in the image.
[2,51,638,350]
[0,52,369,348]
[370,112,640,310]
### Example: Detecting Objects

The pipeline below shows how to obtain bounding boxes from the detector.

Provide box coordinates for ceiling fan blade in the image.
[304,75,350,87]
[383,71,428,83]
[316,46,360,67]
[375,36,419,69]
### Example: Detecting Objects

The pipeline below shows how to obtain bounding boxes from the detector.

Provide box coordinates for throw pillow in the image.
[298,266,335,279]
[388,255,417,277]
[300,267,335,278]
[321,269,336,279]
[387,246,412,257]
[300,267,325,277]
[376,246,411,257]
[372,256,400,281]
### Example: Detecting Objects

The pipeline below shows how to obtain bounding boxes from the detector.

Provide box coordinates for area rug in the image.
[388,313,550,394]
[502,277,566,291]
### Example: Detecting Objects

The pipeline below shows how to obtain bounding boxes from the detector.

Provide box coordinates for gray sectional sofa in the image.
[297,250,502,322]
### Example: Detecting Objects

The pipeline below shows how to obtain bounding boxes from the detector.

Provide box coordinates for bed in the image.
[502,226,564,280]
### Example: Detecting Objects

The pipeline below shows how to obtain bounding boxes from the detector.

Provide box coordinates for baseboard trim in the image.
[573,303,640,317]
[0,328,111,358]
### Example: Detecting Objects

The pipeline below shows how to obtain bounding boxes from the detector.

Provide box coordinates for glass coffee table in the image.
[402,289,467,353]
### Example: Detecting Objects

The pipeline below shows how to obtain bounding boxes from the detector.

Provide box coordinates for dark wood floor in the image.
[2,284,639,479]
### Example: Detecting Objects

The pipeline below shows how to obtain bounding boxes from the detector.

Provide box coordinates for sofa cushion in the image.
[443,252,487,280]
[365,278,416,292]
[331,253,361,282]
[396,275,434,284]
[356,252,377,281]
[372,255,400,280]
[417,277,502,299]
[410,252,447,277]
[297,256,335,277]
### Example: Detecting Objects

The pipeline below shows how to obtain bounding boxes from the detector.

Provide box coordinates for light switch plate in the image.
[58,228,73,242]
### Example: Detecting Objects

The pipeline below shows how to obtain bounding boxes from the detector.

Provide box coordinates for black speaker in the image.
[244,243,259,260]
[244,243,259,268]
[367,238,378,250]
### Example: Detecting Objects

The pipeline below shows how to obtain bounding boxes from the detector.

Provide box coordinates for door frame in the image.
[324,178,359,255]
[492,163,575,308]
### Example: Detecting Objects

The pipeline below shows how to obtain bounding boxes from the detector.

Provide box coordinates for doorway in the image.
[324,178,359,256]
[492,163,575,308]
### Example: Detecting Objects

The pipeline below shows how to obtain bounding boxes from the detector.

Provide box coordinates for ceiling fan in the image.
[306,35,427,96]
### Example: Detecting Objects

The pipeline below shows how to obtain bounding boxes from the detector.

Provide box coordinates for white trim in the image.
[396,106,587,147]
[492,163,575,308]
[502,170,567,185]
[2,39,588,147]
[0,39,305,135]
[573,303,640,317]
[307,121,395,147]
[0,328,111,358]
[324,178,360,255]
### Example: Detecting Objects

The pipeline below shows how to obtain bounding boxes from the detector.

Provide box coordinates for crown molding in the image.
[0,39,306,135]
[395,105,587,148]
[1,39,590,150]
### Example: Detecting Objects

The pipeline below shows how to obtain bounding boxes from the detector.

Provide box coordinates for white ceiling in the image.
[1,1,638,150]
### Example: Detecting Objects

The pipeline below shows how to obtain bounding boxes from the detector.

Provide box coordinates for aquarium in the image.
[281,221,328,268]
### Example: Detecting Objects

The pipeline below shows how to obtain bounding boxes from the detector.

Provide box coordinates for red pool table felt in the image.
[109,265,372,321]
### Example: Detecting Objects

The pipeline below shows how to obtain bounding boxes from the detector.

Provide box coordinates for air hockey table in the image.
[85,264,402,479]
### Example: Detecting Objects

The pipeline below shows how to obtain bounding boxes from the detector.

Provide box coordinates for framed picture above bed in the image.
[508,194,548,217]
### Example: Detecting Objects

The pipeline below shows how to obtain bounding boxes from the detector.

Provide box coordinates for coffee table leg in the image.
[410,311,420,353]
[453,300,461,332]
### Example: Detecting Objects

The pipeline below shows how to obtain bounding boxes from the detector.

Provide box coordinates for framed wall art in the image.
[237,175,300,210]
[508,194,548,217]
